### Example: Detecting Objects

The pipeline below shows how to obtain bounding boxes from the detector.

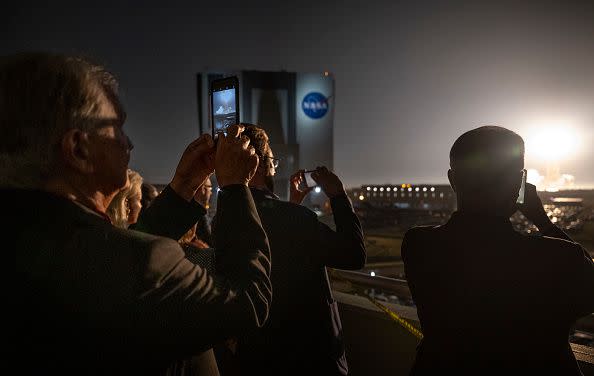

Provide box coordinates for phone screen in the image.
[210,77,239,137]
[303,170,317,188]
[516,169,527,204]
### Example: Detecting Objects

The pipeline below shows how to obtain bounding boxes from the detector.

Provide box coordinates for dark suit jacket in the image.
[5,185,271,375]
[402,211,594,375]
[235,188,366,375]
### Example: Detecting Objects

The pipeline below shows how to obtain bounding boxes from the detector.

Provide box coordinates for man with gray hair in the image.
[402,126,594,375]
[1,52,271,375]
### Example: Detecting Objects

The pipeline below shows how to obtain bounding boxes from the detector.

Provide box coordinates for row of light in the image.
[366,186,436,192]
[222,186,322,194]
[358,191,443,201]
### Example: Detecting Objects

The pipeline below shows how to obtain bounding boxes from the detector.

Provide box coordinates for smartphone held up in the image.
[210,76,240,140]
[302,170,317,188]
[516,169,527,204]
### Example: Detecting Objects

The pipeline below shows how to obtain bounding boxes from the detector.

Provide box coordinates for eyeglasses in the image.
[79,116,134,151]
[264,156,280,168]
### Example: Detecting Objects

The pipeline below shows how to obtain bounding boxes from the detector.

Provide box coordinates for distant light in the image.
[370,271,376,277]
[525,126,580,162]
[386,187,391,192]
[314,187,322,193]
[408,187,412,192]
[373,187,377,192]
[407,184,412,188]
[430,187,435,192]
[359,195,365,201]
[380,187,384,192]
[324,71,329,76]
[422,187,427,192]
[366,186,371,191]
[401,184,406,188]
[415,187,420,192]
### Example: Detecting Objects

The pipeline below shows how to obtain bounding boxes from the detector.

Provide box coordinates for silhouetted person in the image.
[402,126,594,375]
[226,124,366,376]
[1,52,270,375]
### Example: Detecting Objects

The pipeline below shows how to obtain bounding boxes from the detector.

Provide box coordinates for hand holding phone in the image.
[170,134,216,201]
[309,166,346,198]
[215,125,258,187]
[289,170,314,205]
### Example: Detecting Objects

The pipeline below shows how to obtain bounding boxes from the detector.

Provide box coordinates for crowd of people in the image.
[1,52,592,375]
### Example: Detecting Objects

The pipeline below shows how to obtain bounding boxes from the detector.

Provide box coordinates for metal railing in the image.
[330,268,594,343]
[331,270,594,374]
[331,269,412,299]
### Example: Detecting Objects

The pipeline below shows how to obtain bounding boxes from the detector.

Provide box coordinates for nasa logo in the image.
[302,92,328,119]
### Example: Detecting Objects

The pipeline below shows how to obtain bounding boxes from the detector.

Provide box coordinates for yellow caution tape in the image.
[365,295,424,340]
[329,270,424,340]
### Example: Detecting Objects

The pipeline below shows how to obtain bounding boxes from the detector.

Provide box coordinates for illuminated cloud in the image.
[527,168,575,191]
[527,169,544,187]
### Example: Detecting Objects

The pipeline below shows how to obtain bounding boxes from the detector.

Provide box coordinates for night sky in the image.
[3,1,593,187]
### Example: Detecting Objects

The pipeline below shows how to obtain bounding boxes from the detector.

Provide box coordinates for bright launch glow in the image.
[525,126,580,162]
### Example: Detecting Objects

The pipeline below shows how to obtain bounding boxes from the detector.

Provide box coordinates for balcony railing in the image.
[330,269,594,375]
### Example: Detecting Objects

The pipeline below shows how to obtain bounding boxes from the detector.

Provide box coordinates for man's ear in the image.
[60,129,94,174]
[447,169,457,193]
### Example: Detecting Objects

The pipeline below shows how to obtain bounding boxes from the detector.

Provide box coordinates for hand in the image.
[170,134,216,201]
[311,166,345,199]
[191,238,210,249]
[517,183,550,229]
[215,124,259,188]
[289,170,314,204]
[193,177,213,207]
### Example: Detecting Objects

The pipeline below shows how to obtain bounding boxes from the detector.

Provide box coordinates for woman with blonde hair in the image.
[107,169,143,228]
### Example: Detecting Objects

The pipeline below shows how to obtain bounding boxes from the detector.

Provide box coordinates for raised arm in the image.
[133,127,271,353]
[565,242,594,318]
[132,184,206,240]
[518,183,575,242]
[519,183,594,317]
[311,167,366,270]
[132,134,215,240]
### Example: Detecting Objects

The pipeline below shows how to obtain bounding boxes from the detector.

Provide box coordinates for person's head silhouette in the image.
[448,126,524,217]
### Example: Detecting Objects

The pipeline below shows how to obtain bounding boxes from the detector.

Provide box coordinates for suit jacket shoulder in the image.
[109,227,188,289]
[530,232,587,257]
[510,231,590,272]
[404,225,440,239]
[401,225,442,261]
[257,197,318,220]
